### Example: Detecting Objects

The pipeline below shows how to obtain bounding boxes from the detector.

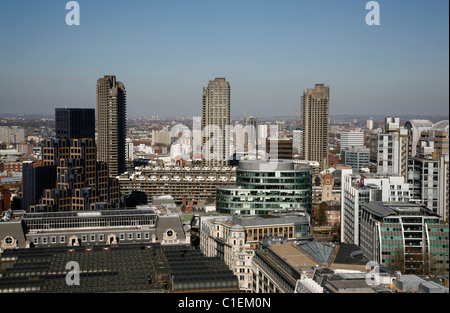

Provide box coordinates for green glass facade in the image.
[216,160,311,215]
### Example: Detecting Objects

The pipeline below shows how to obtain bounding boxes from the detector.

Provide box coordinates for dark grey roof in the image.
[0,244,239,293]
[155,215,186,240]
[362,201,440,218]
[333,243,369,266]
[0,220,28,249]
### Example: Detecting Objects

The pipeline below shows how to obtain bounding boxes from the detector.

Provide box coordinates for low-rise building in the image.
[198,212,312,292]
[0,244,239,293]
[0,202,190,251]
[251,238,375,293]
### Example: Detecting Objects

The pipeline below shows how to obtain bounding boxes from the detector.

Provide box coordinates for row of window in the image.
[32,232,152,245]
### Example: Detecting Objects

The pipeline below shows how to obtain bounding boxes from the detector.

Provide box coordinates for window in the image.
[128,233,133,240]
[90,234,96,242]
[60,236,65,244]
[98,234,104,241]
[4,236,14,245]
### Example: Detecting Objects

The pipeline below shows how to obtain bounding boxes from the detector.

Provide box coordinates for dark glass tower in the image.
[55,108,95,140]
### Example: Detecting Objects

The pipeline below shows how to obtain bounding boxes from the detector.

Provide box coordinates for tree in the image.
[389,248,405,273]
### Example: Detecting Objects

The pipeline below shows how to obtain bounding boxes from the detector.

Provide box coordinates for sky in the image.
[0,0,448,119]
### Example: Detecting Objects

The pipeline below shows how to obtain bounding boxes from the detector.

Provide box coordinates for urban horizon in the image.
[0,0,449,302]
[0,1,448,118]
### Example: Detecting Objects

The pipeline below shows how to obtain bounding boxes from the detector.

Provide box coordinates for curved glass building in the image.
[216,159,312,215]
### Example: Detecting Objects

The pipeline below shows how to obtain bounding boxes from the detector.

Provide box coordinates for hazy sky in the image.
[0,0,448,118]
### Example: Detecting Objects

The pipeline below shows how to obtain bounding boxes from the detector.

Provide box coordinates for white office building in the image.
[341,169,411,245]
[293,130,303,155]
[376,117,409,178]
[340,132,364,150]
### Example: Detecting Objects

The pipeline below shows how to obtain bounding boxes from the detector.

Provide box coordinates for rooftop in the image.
[261,240,369,275]
[238,159,296,171]
[0,244,239,293]
[362,201,440,218]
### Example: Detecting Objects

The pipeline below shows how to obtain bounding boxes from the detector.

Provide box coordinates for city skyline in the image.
[0,0,448,118]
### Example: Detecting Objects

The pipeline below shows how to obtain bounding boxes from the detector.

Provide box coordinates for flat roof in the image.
[362,201,440,218]
[22,209,157,220]
[238,159,296,171]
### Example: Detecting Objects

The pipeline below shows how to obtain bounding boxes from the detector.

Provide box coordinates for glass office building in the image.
[216,159,312,215]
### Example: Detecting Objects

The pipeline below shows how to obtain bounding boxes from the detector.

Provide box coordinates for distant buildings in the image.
[0,126,25,146]
[301,84,330,171]
[216,159,312,215]
[151,128,171,146]
[366,118,374,130]
[292,129,303,155]
[340,132,364,150]
[202,78,231,167]
[265,137,293,160]
[97,75,127,177]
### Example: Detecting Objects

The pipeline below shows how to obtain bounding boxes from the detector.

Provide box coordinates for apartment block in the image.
[202,78,231,167]
[118,164,236,206]
[376,117,409,179]
[408,155,449,220]
[97,75,127,177]
[301,84,330,171]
